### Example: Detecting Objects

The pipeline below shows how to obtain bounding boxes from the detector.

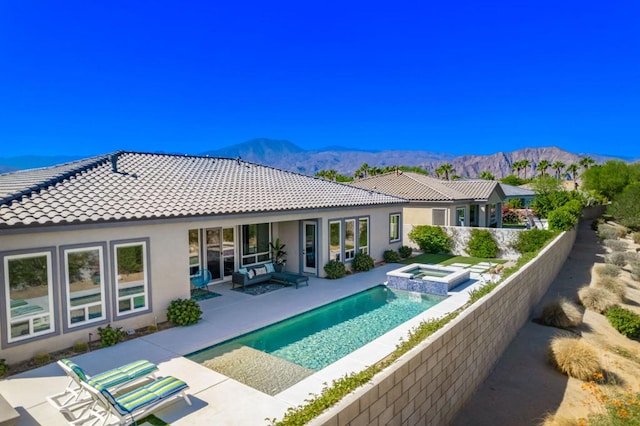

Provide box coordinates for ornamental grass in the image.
[539,298,582,329]
[578,286,620,314]
[548,335,602,381]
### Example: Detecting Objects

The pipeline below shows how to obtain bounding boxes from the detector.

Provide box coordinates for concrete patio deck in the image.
[0,263,484,425]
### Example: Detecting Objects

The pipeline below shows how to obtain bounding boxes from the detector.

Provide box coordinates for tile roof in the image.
[349,172,505,202]
[499,183,535,197]
[349,172,471,201]
[0,152,405,230]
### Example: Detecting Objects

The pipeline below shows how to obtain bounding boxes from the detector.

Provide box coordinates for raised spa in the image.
[386,263,470,296]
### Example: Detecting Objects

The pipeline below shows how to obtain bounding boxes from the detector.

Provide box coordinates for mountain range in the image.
[0,139,623,179]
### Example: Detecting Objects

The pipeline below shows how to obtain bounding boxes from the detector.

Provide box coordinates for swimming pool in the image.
[386,263,471,296]
[187,285,446,395]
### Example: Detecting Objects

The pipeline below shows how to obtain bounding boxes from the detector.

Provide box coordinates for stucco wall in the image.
[310,227,577,426]
[443,226,523,260]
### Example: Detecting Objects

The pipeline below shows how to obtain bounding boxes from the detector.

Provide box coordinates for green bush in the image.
[398,245,413,259]
[98,324,126,347]
[407,225,452,254]
[605,306,640,338]
[466,229,499,258]
[324,260,346,279]
[0,359,8,377]
[73,341,89,353]
[352,253,374,272]
[548,206,578,231]
[167,298,202,326]
[383,249,401,263]
[512,228,555,253]
[33,352,51,366]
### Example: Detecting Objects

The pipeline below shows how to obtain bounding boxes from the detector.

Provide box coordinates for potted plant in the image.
[270,238,287,272]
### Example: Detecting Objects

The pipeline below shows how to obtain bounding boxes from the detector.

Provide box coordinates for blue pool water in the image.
[187,285,446,395]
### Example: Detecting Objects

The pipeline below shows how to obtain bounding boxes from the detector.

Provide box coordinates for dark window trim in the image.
[59,242,110,333]
[110,238,152,320]
[0,247,60,349]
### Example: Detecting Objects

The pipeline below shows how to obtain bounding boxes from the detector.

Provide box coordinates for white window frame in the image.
[456,207,466,227]
[3,250,56,344]
[389,213,401,242]
[358,217,369,255]
[113,240,150,318]
[62,245,107,330]
[344,219,356,261]
[329,220,342,262]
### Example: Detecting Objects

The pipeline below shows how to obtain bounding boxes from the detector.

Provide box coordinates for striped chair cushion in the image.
[60,359,89,382]
[87,360,157,389]
[109,376,188,415]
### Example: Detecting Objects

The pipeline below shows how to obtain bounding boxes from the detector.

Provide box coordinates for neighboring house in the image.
[499,183,535,208]
[0,151,406,363]
[349,171,505,246]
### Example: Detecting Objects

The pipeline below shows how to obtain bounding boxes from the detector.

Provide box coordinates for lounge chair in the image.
[66,376,191,426]
[190,268,213,293]
[47,358,158,411]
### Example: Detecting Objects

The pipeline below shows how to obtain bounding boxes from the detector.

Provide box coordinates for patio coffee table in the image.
[270,272,309,289]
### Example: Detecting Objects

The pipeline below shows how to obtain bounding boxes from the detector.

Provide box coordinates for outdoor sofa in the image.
[232,262,309,290]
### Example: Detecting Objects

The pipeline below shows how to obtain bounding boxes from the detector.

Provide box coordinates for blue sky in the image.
[1,1,639,159]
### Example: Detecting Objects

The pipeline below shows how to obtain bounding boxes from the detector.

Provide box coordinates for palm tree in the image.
[566,163,580,189]
[551,161,566,180]
[315,169,338,181]
[579,156,595,171]
[520,159,531,180]
[511,160,522,178]
[354,163,369,179]
[478,170,495,180]
[536,159,550,177]
[436,163,455,180]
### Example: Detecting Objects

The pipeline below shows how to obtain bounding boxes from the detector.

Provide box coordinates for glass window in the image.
[456,207,466,226]
[188,229,200,276]
[114,242,149,316]
[222,227,235,277]
[329,221,342,261]
[64,246,106,328]
[4,251,55,343]
[358,218,369,255]
[490,204,497,224]
[344,219,356,260]
[389,214,400,242]
[242,223,270,265]
[432,209,446,226]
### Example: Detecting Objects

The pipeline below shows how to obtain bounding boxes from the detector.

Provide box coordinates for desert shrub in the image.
[594,276,626,299]
[324,260,346,279]
[352,253,374,272]
[0,359,8,377]
[596,264,621,278]
[97,324,125,347]
[605,306,640,338]
[33,352,51,366]
[604,252,626,267]
[603,239,628,252]
[539,298,582,328]
[597,224,619,240]
[407,225,452,254]
[548,206,578,231]
[512,228,555,253]
[383,249,401,263]
[167,298,202,326]
[540,413,580,426]
[578,286,620,314]
[398,245,413,259]
[631,260,640,282]
[632,232,640,244]
[624,251,640,264]
[466,229,499,258]
[73,341,89,353]
[548,335,601,381]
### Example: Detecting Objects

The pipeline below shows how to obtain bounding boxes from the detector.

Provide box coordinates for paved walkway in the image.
[1,263,484,426]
